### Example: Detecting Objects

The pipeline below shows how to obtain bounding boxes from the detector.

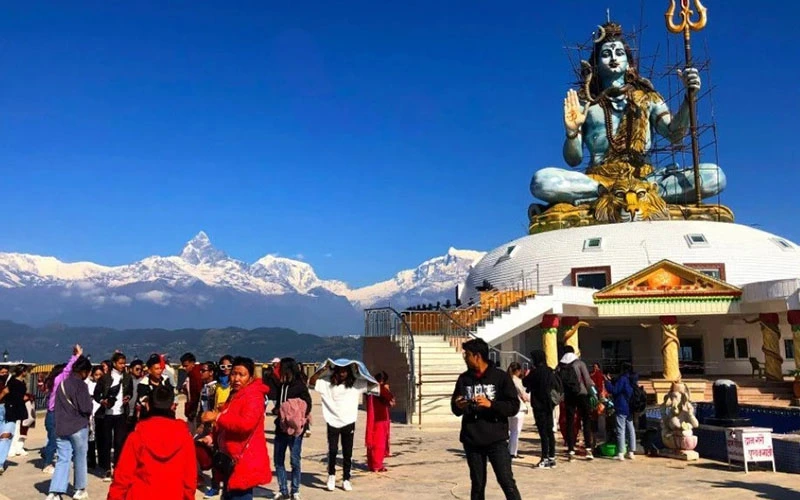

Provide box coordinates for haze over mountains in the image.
[0,232,485,335]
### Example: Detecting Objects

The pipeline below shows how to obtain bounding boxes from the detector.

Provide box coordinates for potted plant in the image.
[790,370,800,399]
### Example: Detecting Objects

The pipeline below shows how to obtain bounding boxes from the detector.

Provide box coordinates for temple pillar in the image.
[788,311,800,370]
[660,315,681,382]
[541,314,559,369]
[561,316,588,357]
[758,313,784,381]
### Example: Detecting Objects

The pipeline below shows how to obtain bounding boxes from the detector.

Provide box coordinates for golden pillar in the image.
[789,311,800,370]
[541,314,559,369]
[759,313,784,381]
[561,317,588,358]
[660,316,681,382]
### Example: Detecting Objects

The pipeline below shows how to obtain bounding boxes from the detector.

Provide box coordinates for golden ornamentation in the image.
[760,321,784,381]
[542,327,559,369]
[661,322,681,382]
[594,176,669,223]
[562,321,589,357]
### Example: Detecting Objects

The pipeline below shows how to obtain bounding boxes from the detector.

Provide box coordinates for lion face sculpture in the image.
[594,177,669,223]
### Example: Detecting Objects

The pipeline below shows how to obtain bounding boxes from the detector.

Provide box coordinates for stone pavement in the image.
[2,394,799,499]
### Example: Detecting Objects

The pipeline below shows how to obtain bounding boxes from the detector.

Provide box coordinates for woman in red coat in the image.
[365,371,395,472]
[200,357,272,500]
[107,385,197,500]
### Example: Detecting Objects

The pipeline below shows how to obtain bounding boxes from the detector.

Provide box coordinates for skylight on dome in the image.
[583,238,602,251]
[685,234,709,248]
[771,238,794,251]
[494,245,518,266]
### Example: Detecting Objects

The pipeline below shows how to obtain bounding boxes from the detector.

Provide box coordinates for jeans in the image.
[49,427,89,494]
[565,394,593,452]
[615,414,636,455]
[534,409,555,460]
[222,488,253,500]
[43,410,57,466]
[507,412,525,456]
[327,423,355,480]
[274,432,303,495]
[463,441,521,500]
[0,409,15,467]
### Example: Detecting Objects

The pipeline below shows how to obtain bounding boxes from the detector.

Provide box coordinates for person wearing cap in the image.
[107,384,197,500]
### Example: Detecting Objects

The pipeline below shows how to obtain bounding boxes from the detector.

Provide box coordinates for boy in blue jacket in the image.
[604,362,638,460]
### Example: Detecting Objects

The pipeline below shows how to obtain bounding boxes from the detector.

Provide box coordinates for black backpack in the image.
[557,362,581,397]
[630,383,647,414]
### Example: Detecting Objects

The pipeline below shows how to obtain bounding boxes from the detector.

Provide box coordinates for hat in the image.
[271,358,281,363]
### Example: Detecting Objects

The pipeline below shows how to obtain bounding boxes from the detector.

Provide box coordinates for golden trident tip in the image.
[665,0,708,33]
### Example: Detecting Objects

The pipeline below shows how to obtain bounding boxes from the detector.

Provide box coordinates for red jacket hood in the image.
[135,417,190,461]
[233,378,270,399]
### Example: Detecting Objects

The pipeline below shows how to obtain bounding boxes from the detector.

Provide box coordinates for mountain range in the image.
[0,232,485,335]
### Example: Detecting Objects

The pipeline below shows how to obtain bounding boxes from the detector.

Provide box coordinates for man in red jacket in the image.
[180,352,203,433]
[107,384,197,500]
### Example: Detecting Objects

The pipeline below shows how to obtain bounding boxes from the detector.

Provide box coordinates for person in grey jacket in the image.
[559,346,596,459]
[47,356,94,500]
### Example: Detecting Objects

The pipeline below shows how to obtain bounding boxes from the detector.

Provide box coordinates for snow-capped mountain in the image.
[0,232,485,334]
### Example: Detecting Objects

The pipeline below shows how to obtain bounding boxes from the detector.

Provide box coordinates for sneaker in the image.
[103,470,113,482]
[547,458,557,469]
[342,480,353,492]
[567,450,575,456]
[204,487,220,498]
[616,453,625,461]
[43,465,56,475]
[585,450,594,460]
[292,494,302,500]
[272,494,287,500]
[536,459,549,469]
[72,490,89,500]
[625,451,635,460]
[45,494,63,500]
[326,475,335,491]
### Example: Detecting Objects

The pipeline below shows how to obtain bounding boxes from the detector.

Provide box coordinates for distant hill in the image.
[0,320,361,364]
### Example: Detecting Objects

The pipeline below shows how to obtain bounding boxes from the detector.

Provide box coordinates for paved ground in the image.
[2,394,799,499]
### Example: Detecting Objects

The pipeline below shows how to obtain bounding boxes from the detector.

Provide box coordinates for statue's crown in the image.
[595,22,624,43]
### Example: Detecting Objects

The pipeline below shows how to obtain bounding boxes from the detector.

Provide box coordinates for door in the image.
[600,339,632,375]
[679,338,705,375]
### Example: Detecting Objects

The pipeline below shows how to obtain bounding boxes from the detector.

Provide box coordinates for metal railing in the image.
[439,308,531,371]
[364,307,416,421]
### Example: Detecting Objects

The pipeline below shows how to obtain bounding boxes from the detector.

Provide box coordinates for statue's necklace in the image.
[600,92,631,153]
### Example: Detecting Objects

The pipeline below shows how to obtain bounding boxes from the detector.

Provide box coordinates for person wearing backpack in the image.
[522,350,559,469]
[557,346,596,460]
[272,358,311,500]
[604,362,639,460]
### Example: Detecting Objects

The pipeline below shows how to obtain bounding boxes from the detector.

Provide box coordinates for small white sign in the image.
[726,427,776,473]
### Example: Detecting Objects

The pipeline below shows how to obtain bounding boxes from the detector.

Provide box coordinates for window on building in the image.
[494,245,518,265]
[571,266,611,290]
[583,237,603,251]
[723,338,749,359]
[771,238,795,251]
[786,339,795,359]
[685,233,709,248]
[683,263,726,281]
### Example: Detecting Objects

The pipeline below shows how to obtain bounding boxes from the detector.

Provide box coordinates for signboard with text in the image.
[726,427,776,473]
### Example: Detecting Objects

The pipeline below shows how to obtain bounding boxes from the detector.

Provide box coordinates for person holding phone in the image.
[93,352,133,482]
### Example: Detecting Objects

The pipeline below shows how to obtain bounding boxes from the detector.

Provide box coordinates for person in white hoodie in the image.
[507,363,529,459]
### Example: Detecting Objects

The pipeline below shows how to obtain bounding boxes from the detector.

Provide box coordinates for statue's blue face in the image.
[598,41,628,79]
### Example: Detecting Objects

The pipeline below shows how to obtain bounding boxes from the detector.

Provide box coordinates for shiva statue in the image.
[530,22,726,208]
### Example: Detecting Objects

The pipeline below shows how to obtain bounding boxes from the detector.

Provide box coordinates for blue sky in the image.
[1,1,798,287]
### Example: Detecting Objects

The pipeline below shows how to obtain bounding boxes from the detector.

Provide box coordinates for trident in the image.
[666,0,708,208]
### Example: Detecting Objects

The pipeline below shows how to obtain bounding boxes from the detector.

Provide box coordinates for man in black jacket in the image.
[451,339,521,500]
[93,352,133,481]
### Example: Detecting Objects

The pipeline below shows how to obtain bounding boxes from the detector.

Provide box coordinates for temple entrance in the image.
[679,337,705,375]
[600,339,632,375]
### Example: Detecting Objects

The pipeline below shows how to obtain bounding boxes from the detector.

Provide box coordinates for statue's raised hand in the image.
[677,67,701,92]
[563,89,587,134]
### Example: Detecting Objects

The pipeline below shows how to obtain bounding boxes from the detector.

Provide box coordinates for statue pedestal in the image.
[660,449,699,461]
[652,379,707,404]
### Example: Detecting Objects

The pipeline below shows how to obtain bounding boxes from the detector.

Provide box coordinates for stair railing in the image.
[439,308,531,371]
[364,307,416,422]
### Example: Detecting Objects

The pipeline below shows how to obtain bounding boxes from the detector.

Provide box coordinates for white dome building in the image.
[460,220,800,381]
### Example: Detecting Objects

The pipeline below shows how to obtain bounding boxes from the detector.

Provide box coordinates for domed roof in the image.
[462,221,800,300]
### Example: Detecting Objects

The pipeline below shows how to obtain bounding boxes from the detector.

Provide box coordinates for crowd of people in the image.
[0,347,396,500]
[452,339,643,500]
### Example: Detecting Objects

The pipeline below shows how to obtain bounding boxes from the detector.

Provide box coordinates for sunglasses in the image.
[219,364,232,370]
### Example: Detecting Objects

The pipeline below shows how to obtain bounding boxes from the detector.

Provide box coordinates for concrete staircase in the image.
[641,377,795,407]
[413,335,465,426]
